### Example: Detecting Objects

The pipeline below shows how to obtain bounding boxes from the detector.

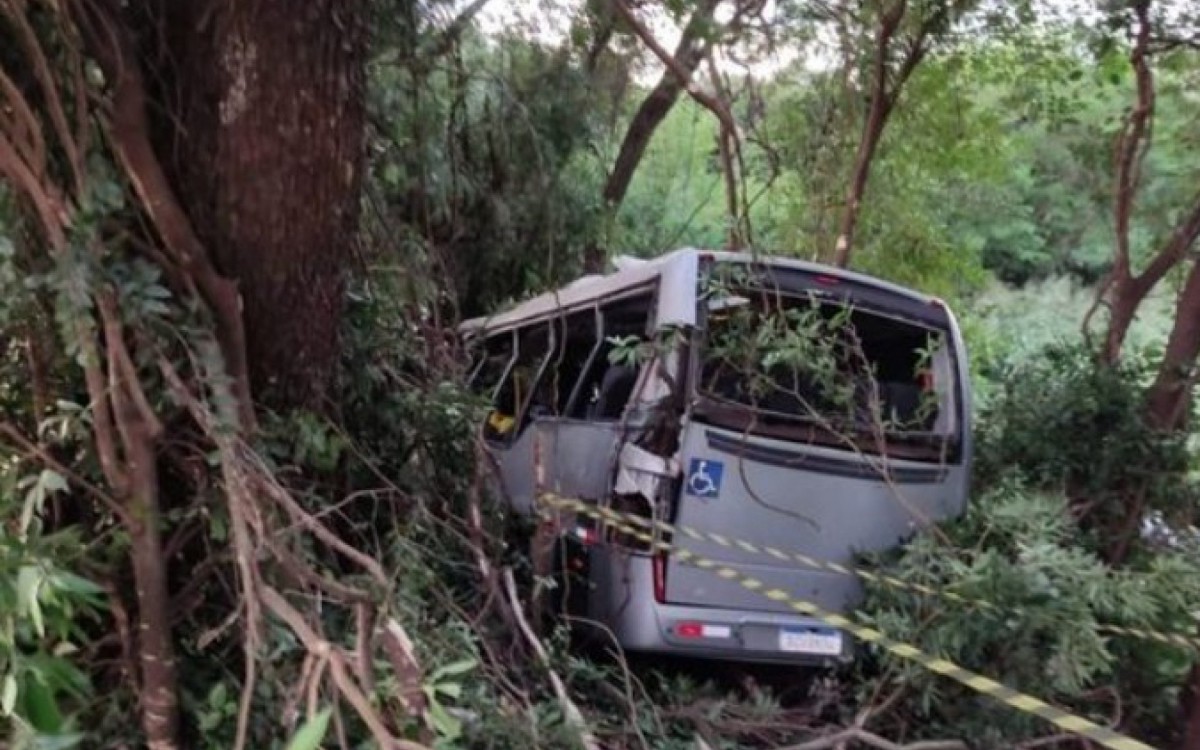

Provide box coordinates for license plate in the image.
[779,627,842,655]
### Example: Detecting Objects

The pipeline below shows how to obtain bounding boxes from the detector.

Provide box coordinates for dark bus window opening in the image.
[697,291,957,452]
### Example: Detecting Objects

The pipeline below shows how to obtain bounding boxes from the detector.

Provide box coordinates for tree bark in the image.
[1146,259,1200,430]
[1,6,181,745]
[832,0,917,268]
[23,311,51,427]
[1096,190,1200,364]
[83,2,257,431]
[1183,659,1200,750]
[584,0,719,273]
[153,0,367,412]
[126,430,178,750]
[1095,0,1161,364]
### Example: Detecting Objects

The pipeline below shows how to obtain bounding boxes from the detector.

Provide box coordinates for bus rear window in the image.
[697,291,958,448]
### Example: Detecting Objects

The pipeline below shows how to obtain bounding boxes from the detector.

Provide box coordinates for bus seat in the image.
[593,365,638,420]
[880,381,925,427]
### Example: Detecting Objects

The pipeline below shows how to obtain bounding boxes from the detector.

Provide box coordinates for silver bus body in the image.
[462,249,971,665]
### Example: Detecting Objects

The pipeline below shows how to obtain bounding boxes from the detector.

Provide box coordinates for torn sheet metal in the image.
[614,442,681,500]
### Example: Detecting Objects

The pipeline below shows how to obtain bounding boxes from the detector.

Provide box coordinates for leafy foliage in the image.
[368,19,611,317]
[0,460,102,748]
[859,480,1200,748]
[976,342,1198,540]
[3,1,1200,749]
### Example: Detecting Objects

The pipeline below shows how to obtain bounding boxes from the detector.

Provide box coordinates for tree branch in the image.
[260,585,430,750]
[424,0,492,59]
[0,421,134,526]
[780,727,967,750]
[503,568,601,750]
[0,129,70,244]
[75,0,258,430]
[0,0,86,195]
[1112,0,1155,284]
[832,0,908,267]
[610,0,739,140]
[0,66,47,171]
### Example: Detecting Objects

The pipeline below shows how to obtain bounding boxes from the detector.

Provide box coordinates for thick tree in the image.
[1081,5,1200,743]
[0,1,367,746]
[147,0,367,412]
[609,0,750,251]
[585,0,721,272]
[824,0,973,267]
[1090,0,1200,367]
[1084,0,1200,433]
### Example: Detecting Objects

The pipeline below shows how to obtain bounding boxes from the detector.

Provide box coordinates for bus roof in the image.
[459,248,941,337]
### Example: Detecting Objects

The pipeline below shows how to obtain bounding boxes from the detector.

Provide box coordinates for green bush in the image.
[857,481,1200,748]
[0,461,104,749]
[854,341,1200,748]
[974,342,1197,541]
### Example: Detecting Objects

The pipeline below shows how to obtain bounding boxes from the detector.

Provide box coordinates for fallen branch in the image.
[502,568,601,750]
[778,728,968,750]
[260,585,431,750]
[378,618,430,725]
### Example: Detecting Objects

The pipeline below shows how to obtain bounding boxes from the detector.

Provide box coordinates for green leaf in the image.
[428,658,477,682]
[285,707,332,750]
[208,682,228,709]
[198,712,223,732]
[143,284,172,299]
[49,572,104,598]
[2,673,17,716]
[21,677,63,733]
[21,471,68,537]
[425,700,462,741]
[17,566,44,632]
[29,733,85,750]
[39,470,68,494]
[433,682,462,700]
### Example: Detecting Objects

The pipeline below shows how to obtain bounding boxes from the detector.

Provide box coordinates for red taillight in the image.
[574,526,598,546]
[675,621,703,639]
[652,552,666,603]
[814,274,840,286]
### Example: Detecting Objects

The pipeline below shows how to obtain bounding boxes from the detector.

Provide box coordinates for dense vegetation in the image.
[1,1,1199,749]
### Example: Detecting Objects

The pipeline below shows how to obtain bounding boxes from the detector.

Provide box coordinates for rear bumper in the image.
[588,548,854,666]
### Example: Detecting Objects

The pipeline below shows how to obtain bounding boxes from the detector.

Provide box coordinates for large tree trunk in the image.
[831,0,928,268]
[831,92,889,268]
[1144,260,1200,431]
[584,0,719,273]
[152,0,367,412]
[1094,0,1154,364]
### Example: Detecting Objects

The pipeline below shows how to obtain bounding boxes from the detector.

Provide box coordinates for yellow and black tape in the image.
[550,495,1200,653]
[538,494,1157,750]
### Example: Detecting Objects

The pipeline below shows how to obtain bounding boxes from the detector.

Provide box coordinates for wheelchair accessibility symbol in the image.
[685,459,724,499]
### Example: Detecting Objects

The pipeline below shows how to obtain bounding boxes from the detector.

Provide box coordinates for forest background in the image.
[2,0,1200,749]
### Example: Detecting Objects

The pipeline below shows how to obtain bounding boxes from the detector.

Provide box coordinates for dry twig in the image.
[778,728,968,750]
[502,568,601,750]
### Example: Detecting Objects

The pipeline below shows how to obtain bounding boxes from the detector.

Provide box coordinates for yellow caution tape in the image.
[550,495,1200,653]
[539,494,1158,750]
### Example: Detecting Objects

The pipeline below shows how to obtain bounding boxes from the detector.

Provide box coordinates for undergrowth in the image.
[856,343,1200,749]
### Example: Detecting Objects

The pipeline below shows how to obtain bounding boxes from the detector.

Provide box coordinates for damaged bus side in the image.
[462,248,971,665]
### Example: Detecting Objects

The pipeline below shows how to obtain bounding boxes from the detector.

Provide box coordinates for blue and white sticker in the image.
[685,459,724,499]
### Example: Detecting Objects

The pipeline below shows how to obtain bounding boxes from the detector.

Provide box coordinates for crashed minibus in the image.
[461,249,971,664]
